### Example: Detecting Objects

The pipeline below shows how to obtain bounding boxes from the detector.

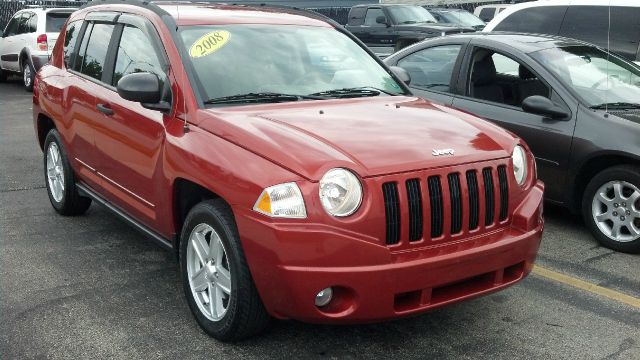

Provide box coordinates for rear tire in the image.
[582,165,640,253]
[43,129,92,216]
[179,199,269,341]
[22,59,34,92]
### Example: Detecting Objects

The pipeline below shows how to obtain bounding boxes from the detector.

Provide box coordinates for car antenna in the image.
[176,4,190,133]
[604,0,611,114]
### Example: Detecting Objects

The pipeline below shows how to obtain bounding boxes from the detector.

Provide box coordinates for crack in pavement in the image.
[0,185,46,193]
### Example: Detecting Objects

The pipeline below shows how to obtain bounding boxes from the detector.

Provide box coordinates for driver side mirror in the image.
[522,95,570,120]
[116,72,170,112]
[389,66,411,85]
[376,15,389,27]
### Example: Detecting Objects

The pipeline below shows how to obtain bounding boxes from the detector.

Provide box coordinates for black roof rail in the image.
[81,0,339,28]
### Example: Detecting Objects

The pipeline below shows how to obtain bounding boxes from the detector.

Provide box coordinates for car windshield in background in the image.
[180,25,404,105]
[388,6,438,24]
[531,46,640,108]
[437,10,485,27]
[46,13,72,32]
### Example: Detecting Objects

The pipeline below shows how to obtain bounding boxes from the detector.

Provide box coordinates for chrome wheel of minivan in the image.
[187,223,232,321]
[23,65,32,88]
[46,142,65,203]
[591,180,640,243]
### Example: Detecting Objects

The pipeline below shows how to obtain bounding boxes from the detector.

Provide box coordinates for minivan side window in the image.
[112,25,165,86]
[16,13,31,35]
[77,23,115,81]
[27,13,38,33]
[3,14,21,37]
[559,6,640,61]
[478,8,494,22]
[493,6,567,35]
[63,21,82,69]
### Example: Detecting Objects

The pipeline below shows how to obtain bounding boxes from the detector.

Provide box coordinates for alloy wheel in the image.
[186,223,232,321]
[24,65,32,88]
[46,142,65,202]
[591,180,640,243]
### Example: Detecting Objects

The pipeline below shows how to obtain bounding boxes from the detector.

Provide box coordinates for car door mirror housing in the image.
[116,72,170,111]
[389,66,411,85]
[522,95,569,119]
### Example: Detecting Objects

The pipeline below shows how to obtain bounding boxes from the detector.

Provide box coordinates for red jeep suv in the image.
[33,0,544,341]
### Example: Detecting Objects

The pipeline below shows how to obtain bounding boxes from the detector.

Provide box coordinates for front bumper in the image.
[237,181,544,323]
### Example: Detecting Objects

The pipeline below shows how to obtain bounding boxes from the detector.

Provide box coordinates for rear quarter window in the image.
[46,13,72,33]
[63,21,81,68]
[494,6,567,34]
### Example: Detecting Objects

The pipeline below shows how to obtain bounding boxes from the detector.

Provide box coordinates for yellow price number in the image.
[189,31,230,58]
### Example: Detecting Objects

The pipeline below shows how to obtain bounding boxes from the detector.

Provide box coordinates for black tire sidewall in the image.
[179,202,245,339]
[582,166,640,253]
[43,130,79,213]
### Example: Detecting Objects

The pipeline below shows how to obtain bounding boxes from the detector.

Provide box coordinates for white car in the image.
[0,7,76,91]
[483,0,640,65]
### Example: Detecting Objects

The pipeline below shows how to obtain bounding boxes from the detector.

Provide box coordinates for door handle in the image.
[96,103,113,116]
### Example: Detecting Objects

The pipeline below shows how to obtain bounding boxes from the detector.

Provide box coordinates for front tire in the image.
[22,59,34,92]
[180,199,269,341]
[43,129,92,215]
[582,165,640,253]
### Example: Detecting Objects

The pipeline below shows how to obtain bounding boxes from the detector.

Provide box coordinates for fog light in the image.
[315,287,333,307]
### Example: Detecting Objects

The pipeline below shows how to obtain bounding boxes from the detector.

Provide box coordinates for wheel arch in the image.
[571,152,640,212]
[19,47,32,71]
[172,177,230,247]
[36,113,56,151]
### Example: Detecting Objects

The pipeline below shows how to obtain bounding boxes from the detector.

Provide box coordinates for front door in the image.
[92,17,171,231]
[451,46,576,202]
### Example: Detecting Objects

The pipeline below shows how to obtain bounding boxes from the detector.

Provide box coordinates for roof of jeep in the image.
[80,1,334,27]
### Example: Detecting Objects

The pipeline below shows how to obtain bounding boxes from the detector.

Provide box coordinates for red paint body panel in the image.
[33,3,544,323]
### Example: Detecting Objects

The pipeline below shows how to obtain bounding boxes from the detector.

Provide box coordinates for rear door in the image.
[92,14,171,231]
[1,12,28,71]
[65,17,117,189]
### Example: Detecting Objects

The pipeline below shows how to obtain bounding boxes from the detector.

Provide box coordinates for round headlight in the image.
[319,168,363,217]
[512,145,528,186]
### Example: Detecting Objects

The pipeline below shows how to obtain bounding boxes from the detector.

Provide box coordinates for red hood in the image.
[196,96,517,181]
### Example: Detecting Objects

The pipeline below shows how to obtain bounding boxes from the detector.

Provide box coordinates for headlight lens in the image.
[253,182,306,218]
[512,145,528,186]
[319,168,363,217]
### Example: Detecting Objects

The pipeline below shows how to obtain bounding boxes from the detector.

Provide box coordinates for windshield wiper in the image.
[589,102,640,110]
[309,86,400,98]
[204,92,326,105]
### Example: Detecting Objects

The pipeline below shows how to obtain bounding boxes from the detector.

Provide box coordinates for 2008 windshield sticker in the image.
[189,31,230,58]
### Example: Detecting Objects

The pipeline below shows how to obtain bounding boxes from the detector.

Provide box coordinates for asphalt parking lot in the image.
[1,78,638,359]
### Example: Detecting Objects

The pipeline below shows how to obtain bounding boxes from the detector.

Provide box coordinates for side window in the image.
[494,6,567,35]
[16,13,30,35]
[78,23,115,81]
[347,7,366,26]
[397,45,462,92]
[364,8,385,26]
[609,7,640,61]
[27,13,38,33]
[559,6,607,47]
[112,25,165,86]
[3,14,20,37]
[478,8,494,22]
[73,22,92,72]
[469,49,550,107]
[63,21,81,69]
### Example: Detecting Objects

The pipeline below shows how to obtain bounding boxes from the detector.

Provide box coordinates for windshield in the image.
[180,25,404,105]
[437,10,485,27]
[388,6,437,24]
[531,46,640,107]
